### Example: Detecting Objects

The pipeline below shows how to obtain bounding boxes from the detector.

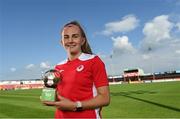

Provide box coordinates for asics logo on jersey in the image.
[76,65,84,72]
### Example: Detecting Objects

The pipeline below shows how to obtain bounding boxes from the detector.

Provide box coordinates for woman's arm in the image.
[81,86,110,110]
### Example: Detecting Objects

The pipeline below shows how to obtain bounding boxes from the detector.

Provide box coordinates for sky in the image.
[0,0,180,80]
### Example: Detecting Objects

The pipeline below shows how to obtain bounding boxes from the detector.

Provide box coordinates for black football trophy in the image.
[41,69,61,101]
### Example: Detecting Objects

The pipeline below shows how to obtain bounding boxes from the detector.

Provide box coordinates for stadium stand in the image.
[108,69,180,84]
[0,80,43,90]
[1,69,180,90]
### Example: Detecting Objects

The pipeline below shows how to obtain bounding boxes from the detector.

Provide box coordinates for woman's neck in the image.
[68,52,82,61]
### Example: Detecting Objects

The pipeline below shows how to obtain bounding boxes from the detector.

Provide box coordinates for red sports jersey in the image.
[54,53,109,118]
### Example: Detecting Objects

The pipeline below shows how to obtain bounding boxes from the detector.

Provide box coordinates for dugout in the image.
[123,68,144,82]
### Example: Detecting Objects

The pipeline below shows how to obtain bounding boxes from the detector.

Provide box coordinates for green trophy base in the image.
[41,88,55,101]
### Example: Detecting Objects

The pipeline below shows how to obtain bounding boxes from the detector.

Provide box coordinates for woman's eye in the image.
[73,36,78,38]
[72,35,80,39]
[64,36,69,39]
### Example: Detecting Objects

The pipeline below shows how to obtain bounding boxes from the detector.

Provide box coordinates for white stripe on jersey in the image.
[79,53,95,61]
[92,84,101,119]
[57,53,95,65]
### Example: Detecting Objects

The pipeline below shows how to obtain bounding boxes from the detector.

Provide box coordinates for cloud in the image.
[101,15,180,75]
[5,66,43,80]
[111,36,136,54]
[102,43,180,75]
[25,64,35,69]
[175,49,180,54]
[142,54,150,60]
[141,15,174,51]
[10,67,16,72]
[3,62,52,80]
[176,22,180,30]
[40,62,51,69]
[101,14,139,35]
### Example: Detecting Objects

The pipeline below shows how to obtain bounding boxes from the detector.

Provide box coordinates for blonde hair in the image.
[62,21,93,54]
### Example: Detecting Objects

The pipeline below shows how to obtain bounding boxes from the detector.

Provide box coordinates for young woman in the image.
[43,21,110,118]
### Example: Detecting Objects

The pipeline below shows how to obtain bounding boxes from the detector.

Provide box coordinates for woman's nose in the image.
[69,37,73,42]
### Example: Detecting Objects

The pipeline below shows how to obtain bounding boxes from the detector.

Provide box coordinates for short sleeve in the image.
[53,66,59,78]
[91,56,109,88]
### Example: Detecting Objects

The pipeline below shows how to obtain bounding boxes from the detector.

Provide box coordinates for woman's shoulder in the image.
[54,59,67,70]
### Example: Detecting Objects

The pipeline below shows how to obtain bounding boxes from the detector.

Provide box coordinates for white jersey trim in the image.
[57,53,95,65]
[79,53,96,61]
[92,84,101,119]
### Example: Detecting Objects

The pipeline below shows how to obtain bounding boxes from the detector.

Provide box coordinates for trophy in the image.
[41,69,61,101]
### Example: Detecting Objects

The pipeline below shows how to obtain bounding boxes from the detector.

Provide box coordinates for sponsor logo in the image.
[76,65,84,72]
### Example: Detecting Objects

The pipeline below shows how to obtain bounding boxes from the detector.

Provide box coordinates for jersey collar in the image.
[57,53,95,65]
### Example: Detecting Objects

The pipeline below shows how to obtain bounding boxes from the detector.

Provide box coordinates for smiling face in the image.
[61,24,85,55]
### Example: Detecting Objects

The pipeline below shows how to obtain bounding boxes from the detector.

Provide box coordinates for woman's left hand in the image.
[55,94,76,111]
[42,94,76,111]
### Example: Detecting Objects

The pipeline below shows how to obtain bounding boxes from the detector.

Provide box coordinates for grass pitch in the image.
[0,81,180,118]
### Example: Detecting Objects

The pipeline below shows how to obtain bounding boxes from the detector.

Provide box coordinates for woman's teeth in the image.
[67,45,76,48]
